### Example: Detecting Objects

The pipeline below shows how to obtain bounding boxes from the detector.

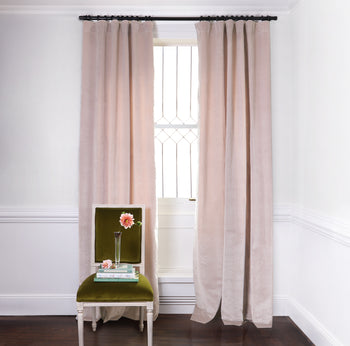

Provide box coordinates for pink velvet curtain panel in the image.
[192,20,273,327]
[79,20,158,320]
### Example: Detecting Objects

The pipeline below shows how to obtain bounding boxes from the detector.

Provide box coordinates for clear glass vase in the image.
[114,231,122,267]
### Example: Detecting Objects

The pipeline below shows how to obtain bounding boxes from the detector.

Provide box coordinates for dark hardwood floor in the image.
[0,314,313,345]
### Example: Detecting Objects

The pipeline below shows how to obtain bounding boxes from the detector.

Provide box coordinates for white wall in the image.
[1,4,350,346]
[0,14,81,206]
[283,1,350,345]
[290,0,350,221]
[0,13,81,314]
[270,14,293,207]
[0,11,292,317]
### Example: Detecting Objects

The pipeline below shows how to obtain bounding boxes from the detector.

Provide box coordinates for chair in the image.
[76,204,154,346]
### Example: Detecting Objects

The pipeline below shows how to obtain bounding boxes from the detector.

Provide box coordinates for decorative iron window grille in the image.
[154,46,199,199]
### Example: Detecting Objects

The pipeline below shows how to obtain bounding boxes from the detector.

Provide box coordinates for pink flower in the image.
[120,213,134,229]
[102,259,112,269]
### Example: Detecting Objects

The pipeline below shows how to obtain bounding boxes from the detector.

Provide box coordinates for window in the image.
[154,44,198,277]
[154,45,199,199]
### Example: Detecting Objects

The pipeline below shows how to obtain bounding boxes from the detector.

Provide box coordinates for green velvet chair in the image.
[76,205,154,346]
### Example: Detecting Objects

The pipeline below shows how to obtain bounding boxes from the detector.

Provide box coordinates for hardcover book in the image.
[96,268,136,279]
[98,263,134,273]
[94,273,139,283]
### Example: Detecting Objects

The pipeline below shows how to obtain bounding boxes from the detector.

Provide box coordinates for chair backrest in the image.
[91,204,145,274]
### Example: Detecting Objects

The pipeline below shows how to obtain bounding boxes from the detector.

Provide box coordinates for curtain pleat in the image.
[192,20,273,328]
[79,20,158,321]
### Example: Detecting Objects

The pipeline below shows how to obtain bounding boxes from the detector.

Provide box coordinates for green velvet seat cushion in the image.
[76,273,153,302]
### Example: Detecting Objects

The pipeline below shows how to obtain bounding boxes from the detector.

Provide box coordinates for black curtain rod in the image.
[79,15,277,22]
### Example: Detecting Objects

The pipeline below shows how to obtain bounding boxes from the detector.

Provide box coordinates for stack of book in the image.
[94,263,139,282]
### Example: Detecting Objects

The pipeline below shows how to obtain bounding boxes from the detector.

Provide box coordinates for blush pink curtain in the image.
[79,20,158,321]
[192,20,273,327]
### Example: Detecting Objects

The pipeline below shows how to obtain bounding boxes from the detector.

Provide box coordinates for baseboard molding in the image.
[272,294,289,316]
[0,291,343,346]
[159,296,196,314]
[287,297,343,346]
[0,294,77,315]
[159,294,289,315]
[0,292,341,346]
[0,292,289,317]
[158,276,195,314]
[159,290,341,346]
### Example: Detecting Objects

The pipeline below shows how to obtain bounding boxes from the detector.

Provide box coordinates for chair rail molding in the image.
[0,204,348,242]
[0,207,79,224]
[291,205,350,247]
[272,204,350,247]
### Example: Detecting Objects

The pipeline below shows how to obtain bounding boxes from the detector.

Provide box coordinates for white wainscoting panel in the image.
[157,198,195,278]
[0,207,79,315]
[158,276,195,314]
[286,206,350,346]
[0,204,349,346]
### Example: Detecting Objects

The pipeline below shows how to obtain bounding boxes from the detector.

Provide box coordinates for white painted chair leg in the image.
[139,306,144,332]
[77,303,84,346]
[92,306,97,332]
[147,306,153,346]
